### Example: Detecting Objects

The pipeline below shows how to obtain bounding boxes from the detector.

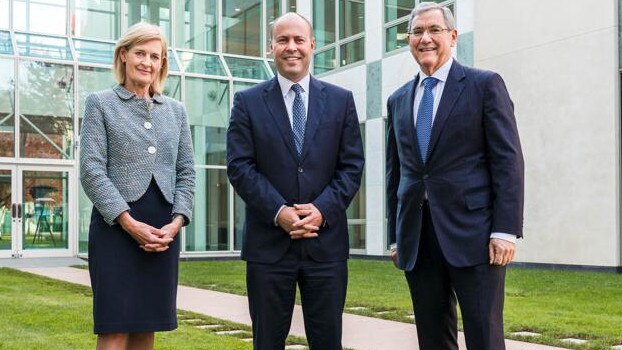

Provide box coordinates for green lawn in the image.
[179,259,622,350]
[0,268,309,350]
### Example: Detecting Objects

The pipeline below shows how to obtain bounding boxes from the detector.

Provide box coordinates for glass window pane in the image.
[163,74,181,100]
[384,0,415,23]
[125,0,171,43]
[73,39,115,64]
[0,58,15,158]
[287,0,297,12]
[313,0,335,48]
[175,0,217,51]
[167,48,179,72]
[0,0,8,29]
[222,0,261,56]
[15,33,73,61]
[0,31,12,55]
[313,48,336,74]
[186,168,229,251]
[14,0,67,35]
[186,77,229,165]
[347,124,365,250]
[223,56,269,80]
[266,0,281,47]
[72,0,121,40]
[178,50,226,76]
[19,61,74,159]
[22,170,69,250]
[0,170,12,251]
[267,60,277,76]
[348,224,365,249]
[385,20,409,52]
[339,37,364,66]
[339,0,364,39]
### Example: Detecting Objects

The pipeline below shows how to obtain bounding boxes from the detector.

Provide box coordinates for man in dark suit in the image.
[226,12,364,350]
[386,3,524,350]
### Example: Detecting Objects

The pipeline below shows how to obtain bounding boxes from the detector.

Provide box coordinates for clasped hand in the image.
[118,212,183,252]
[277,203,323,240]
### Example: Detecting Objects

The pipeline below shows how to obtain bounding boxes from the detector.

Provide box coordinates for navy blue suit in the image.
[227,76,364,349]
[387,60,524,349]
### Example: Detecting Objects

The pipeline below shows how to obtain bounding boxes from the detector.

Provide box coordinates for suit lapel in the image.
[300,76,325,162]
[427,61,466,160]
[262,77,298,160]
[405,75,425,167]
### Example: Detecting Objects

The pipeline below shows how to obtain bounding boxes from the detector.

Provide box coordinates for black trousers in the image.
[246,240,347,350]
[405,202,506,350]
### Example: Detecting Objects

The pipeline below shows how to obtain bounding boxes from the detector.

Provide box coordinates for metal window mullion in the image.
[8,0,13,31]
[334,0,340,66]
[217,0,223,53]
[261,0,267,59]
[120,0,127,35]
[170,0,176,49]
[66,0,71,36]
[14,57,19,160]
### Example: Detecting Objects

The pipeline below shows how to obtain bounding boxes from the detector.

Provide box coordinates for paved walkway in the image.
[7,259,569,350]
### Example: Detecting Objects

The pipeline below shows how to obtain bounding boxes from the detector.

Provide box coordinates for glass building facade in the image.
[0,0,375,258]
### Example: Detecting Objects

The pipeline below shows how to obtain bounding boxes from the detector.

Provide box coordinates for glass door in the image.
[0,165,16,258]
[18,166,73,257]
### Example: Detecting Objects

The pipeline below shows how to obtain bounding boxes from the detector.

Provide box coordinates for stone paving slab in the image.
[17,266,569,350]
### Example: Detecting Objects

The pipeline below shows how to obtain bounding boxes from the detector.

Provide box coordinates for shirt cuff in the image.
[490,232,517,243]
[274,205,286,226]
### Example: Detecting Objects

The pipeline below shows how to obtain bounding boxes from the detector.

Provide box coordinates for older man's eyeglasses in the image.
[408,26,452,38]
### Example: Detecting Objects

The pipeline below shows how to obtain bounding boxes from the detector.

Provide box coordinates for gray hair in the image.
[407,2,456,33]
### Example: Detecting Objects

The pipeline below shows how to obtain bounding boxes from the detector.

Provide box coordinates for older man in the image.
[227,12,364,350]
[386,3,524,349]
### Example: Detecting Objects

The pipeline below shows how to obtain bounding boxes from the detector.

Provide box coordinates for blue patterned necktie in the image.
[291,83,306,156]
[416,77,439,163]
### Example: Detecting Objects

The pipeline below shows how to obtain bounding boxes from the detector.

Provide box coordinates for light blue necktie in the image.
[416,77,439,163]
[291,83,306,156]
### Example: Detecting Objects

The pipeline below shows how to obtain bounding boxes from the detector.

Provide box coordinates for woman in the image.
[80,22,195,350]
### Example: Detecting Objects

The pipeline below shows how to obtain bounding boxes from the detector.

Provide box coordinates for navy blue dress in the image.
[88,179,179,334]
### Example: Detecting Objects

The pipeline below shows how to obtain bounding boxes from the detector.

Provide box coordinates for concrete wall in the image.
[475,0,620,266]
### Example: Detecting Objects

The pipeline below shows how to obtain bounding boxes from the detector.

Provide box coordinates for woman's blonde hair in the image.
[113,22,168,94]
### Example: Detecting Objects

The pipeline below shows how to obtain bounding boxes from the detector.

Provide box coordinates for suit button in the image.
[144,121,153,129]
[147,146,156,154]
[298,167,303,173]
[423,174,429,179]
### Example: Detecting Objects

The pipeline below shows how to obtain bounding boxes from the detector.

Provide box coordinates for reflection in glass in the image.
[73,39,115,65]
[19,61,74,159]
[71,0,121,40]
[163,74,181,100]
[313,48,336,74]
[384,0,415,23]
[178,51,226,76]
[339,0,365,39]
[266,0,281,48]
[267,60,277,76]
[340,37,364,67]
[15,33,73,61]
[125,0,171,42]
[287,0,297,12]
[313,0,335,48]
[0,58,15,158]
[223,56,270,80]
[0,0,8,29]
[77,66,115,252]
[186,77,229,165]
[22,170,69,250]
[167,48,180,72]
[175,0,217,52]
[14,0,67,35]
[385,21,409,52]
[0,170,11,251]
[222,0,261,56]
[0,31,12,55]
[348,223,365,249]
[186,168,229,251]
[233,81,255,93]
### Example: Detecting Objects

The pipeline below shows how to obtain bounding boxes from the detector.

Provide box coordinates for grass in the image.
[178,259,622,350]
[0,268,309,350]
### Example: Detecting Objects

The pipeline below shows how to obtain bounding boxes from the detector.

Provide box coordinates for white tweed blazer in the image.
[80,84,195,225]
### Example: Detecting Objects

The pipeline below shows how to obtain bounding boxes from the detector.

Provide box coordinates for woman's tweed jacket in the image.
[80,84,195,226]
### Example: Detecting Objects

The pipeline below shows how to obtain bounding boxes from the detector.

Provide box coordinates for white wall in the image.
[475,0,620,266]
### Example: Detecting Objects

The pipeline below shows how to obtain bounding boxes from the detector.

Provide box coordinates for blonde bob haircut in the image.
[113,22,168,94]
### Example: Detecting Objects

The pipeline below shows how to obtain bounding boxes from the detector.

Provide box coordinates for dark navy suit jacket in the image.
[227,76,365,264]
[386,60,524,270]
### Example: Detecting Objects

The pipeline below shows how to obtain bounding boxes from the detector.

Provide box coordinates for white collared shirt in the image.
[413,57,453,127]
[277,73,310,127]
